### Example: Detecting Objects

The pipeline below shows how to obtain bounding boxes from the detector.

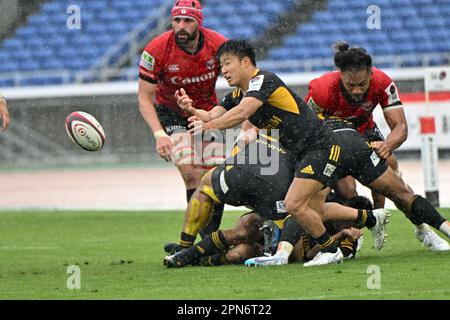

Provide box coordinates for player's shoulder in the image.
[371,66,394,86]
[255,69,282,83]
[200,27,227,47]
[308,71,340,104]
[143,30,173,52]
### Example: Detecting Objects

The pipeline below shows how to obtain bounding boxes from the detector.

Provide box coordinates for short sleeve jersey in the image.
[305,67,402,133]
[220,70,324,153]
[139,27,227,116]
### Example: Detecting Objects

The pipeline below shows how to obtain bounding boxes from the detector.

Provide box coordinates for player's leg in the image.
[368,167,450,251]
[334,176,358,200]
[198,138,226,237]
[167,168,217,254]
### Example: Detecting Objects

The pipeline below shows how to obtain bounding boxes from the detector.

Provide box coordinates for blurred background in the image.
[0,0,449,210]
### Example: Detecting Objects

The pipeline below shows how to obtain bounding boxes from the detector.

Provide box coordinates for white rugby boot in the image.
[303,247,344,267]
[369,209,390,250]
[416,225,450,251]
[245,254,288,267]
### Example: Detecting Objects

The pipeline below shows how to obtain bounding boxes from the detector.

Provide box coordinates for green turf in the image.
[0,209,449,300]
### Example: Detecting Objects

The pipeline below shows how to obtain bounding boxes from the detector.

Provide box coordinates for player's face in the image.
[341,69,372,103]
[172,17,198,45]
[220,54,246,87]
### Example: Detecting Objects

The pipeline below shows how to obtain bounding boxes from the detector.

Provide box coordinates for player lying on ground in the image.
[166,210,363,268]
[164,135,387,268]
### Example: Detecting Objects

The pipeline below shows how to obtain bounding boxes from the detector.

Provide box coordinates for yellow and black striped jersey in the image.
[220,70,327,153]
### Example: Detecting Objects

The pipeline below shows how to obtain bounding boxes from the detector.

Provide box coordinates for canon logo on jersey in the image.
[170,71,216,85]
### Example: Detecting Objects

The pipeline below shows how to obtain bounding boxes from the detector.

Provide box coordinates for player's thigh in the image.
[368,167,414,203]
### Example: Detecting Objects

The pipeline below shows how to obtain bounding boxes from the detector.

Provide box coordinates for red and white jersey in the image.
[305,67,402,133]
[139,27,227,116]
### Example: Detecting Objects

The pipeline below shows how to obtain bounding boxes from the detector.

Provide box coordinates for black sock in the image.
[179,232,196,248]
[186,189,196,202]
[315,231,338,253]
[409,195,446,229]
[280,216,305,246]
[196,231,230,257]
[199,203,224,238]
[201,253,229,266]
[356,209,376,229]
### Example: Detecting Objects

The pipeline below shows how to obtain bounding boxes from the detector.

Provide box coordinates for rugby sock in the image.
[199,203,225,238]
[195,231,230,257]
[409,195,446,230]
[186,189,196,202]
[439,221,450,238]
[356,209,376,229]
[280,215,305,246]
[315,231,338,253]
[179,232,196,249]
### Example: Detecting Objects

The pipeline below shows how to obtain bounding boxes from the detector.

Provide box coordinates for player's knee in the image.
[285,198,308,219]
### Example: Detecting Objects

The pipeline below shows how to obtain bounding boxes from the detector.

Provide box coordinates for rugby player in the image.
[172,39,390,266]
[246,116,450,267]
[164,136,365,268]
[138,0,227,237]
[305,42,448,251]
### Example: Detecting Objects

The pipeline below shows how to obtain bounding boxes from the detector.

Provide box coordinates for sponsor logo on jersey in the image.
[385,82,400,105]
[323,163,336,177]
[276,200,287,213]
[170,71,216,85]
[370,151,380,167]
[206,58,215,71]
[140,51,155,71]
[168,64,180,72]
[248,75,264,92]
[307,97,324,113]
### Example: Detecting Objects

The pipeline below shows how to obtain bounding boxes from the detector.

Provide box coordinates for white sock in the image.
[415,223,430,233]
[439,221,450,238]
[275,241,294,260]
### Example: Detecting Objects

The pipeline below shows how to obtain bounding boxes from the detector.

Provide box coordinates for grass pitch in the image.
[0,209,449,300]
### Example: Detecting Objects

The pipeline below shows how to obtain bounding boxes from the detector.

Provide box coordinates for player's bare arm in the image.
[0,95,10,131]
[138,78,173,161]
[175,88,227,122]
[188,96,263,135]
[372,107,407,159]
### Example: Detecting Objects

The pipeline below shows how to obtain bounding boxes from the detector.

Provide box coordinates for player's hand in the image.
[156,135,173,162]
[371,141,392,159]
[175,88,193,111]
[0,100,10,131]
[188,116,207,136]
[342,227,363,240]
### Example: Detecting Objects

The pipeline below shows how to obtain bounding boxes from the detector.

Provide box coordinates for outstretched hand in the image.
[188,116,208,136]
[175,88,193,111]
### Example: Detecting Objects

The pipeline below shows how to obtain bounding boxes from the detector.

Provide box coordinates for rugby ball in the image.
[65,111,106,151]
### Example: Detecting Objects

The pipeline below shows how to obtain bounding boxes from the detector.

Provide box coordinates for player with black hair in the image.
[170,39,390,267]
[305,42,449,251]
